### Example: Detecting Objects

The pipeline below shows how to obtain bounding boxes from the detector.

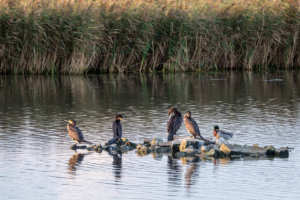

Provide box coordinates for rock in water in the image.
[110,144,120,151]
[171,139,182,153]
[179,138,205,151]
[220,143,276,156]
[120,145,130,152]
[161,147,172,153]
[182,147,197,157]
[275,147,289,157]
[136,144,153,154]
[266,145,276,154]
[175,152,186,157]
[70,145,87,150]
[124,141,137,149]
[151,136,164,147]
[121,138,128,143]
[200,145,213,153]
[215,138,228,148]
[154,146,162,153]
[143,138,152,145]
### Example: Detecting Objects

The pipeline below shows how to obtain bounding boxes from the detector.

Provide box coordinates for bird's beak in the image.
[120,118,125,122]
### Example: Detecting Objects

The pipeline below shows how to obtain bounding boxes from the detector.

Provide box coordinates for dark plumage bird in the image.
[66,119,93,145]
[213,125,233,140]
[107,114,124,145]
[184,111,207,141]
[167,107,183,141]
[112,114,124,139]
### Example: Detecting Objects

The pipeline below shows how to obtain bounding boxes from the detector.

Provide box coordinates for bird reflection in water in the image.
[184,163,199,189]
[68,153,89,175]
[213,157,231,166]
[109,152,122,181]
[167,156,182,185]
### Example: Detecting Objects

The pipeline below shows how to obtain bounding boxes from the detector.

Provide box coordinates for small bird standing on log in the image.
[184,111,207,141]
[107,114,124,145]
[167,107,183,141]
[213,125,233,140]
[66,119,93,145]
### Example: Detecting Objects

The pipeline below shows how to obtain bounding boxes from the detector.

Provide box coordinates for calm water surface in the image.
[0,71,299,199]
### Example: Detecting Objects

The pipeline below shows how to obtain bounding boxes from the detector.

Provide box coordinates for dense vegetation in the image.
[0,0,299,74]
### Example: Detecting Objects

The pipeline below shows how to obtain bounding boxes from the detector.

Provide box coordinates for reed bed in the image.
[0,0,299,74]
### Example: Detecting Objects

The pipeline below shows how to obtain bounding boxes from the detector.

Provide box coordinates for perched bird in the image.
[184,111,207,141]
[213,125,233,140]
[66,119,93,145]
[167,107,183,141]
[108,114,124,145]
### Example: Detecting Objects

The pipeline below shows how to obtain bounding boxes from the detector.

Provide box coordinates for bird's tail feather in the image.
[83,140,93,145]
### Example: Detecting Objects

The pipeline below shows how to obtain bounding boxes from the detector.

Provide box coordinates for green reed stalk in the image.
[0,0,300,74]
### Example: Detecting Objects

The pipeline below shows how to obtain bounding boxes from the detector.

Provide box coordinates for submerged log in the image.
[160,141,172,147]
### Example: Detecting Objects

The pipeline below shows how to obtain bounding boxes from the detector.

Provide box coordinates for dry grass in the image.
[0,0,299,74]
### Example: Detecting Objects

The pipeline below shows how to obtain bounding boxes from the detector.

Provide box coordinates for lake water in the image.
[0,71,299,199]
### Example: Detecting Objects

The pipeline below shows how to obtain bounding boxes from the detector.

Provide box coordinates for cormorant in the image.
[167,107,183,141]
[184,111,207,141]
[108,114,124,145]
[66,119,93,145]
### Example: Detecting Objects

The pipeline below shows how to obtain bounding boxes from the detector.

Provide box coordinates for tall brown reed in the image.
[0,0,299,74]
